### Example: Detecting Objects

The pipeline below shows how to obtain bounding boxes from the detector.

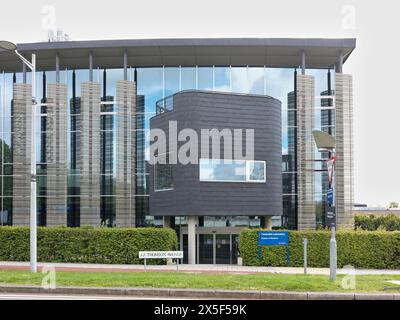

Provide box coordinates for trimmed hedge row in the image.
[0,227,178,265]
[240,229,400,269]
[355,214,400,231]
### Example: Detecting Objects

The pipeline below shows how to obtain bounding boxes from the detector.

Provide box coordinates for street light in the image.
[0,40,37,273]
[312,130,337,281]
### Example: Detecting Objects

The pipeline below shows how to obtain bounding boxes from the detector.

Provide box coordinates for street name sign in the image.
[139,251,183,259]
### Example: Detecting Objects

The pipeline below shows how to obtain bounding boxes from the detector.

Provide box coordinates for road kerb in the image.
[0,285,398,300]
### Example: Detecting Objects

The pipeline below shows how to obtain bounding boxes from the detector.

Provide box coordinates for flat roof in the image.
[0,38,356,72]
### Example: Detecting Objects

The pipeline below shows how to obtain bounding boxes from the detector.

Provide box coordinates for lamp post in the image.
[312,130,337,281]
[0,41,37,273]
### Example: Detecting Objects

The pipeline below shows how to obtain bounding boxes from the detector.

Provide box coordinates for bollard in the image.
[303,238,308,274]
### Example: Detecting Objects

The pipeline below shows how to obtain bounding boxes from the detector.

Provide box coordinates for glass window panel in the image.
[137,68,163,113]
[306,69,329,98]
[287,110,296,127]
[37,175,47,196]
[1,196,12,225]
[135,173,148,194]
[70,131,80,171]
[67,196,80,227]
[0,176,12,196]
[101,196,115,227]
[101,131,113,174]
[282,172,297,194]
[2,164,12,175]
[1,135,12,163]
[200,159,246,182]
[68,175,80,196]
[230,216,251,227]
[164,67,180,96]
[198,67,213,90]
[247,67,264,94]
[214,67,230,92]
[2,73,14,119]
[101,68,123,98]
[181,67,196,91]
[36,164,47,175]
[0,117,11,133]
[135,195,149,226]
[101,175,115,196]
[248,161,265,182]
[231,67,247,93]
[200,159,266,183]
[266,68,294,112]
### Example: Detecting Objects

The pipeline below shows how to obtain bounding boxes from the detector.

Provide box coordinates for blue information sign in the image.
[327,188,334,206]
[258,231,289,246]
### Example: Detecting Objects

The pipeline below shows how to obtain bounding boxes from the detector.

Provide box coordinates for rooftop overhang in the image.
[0,38,356,72]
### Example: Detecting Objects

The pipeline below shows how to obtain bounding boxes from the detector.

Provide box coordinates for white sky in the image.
[0,0,399,207]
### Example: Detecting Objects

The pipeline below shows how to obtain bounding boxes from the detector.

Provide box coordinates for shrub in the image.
[0,227,178,265]
[355,214,400,231]
[240,229,400,269]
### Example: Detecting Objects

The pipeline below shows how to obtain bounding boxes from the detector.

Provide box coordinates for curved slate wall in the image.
[150,90,282,217]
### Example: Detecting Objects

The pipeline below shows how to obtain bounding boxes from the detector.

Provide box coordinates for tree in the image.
[388,202,399,209]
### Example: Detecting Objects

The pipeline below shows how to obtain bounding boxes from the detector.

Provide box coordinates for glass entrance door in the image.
[180,229,241,264]
[231,234,239,264]
[199,234,213,264]
[215,234,231,264]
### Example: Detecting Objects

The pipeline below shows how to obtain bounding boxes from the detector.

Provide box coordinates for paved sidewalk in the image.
[1,261,400,275]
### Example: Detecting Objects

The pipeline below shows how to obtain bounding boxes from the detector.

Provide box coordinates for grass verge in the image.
[1,270,400,292]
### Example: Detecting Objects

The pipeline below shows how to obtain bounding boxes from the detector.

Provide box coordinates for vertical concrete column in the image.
[80,82,101,226]
[335,52,344,74]
[163,216,171,228]
[12,83,32,226]
[46,83,68,226]
[301,50,306,75]
[123,50,128,81]
[187,216,198,264]
[335,73,354,229]
[22,63,27,84]
[89,51,93,82]
[296,74,316,230]
[263,216,273,230]
[55,53,60,83]
[115,80,136,227]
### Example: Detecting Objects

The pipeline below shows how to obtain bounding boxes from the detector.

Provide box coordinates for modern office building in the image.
[0,38,355,263]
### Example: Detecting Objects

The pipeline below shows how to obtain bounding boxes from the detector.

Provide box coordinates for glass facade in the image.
[0,65,335,229]
[199,159,265,183]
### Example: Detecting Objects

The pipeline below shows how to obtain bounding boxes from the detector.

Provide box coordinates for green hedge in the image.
[355,214,400,231]
[240,229,400,269]
[0,227,178,265]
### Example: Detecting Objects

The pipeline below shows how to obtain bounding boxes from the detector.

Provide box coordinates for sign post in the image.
[326,155,337,281]
[257,231,290,266]
[303,238,308,274]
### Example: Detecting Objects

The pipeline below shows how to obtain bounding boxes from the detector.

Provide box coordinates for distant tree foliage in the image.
[389,202,399,208]
[355,214,400,231]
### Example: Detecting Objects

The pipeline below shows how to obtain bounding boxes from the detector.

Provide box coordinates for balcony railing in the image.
[156,94,174,115]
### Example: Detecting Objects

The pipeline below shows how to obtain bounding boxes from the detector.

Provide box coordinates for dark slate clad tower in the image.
[149,90,282,217]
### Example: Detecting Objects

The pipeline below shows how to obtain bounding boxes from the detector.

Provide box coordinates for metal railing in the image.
[156,94,174,115]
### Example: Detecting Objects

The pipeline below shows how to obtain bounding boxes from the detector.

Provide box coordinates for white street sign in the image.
[139,251,183,259]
